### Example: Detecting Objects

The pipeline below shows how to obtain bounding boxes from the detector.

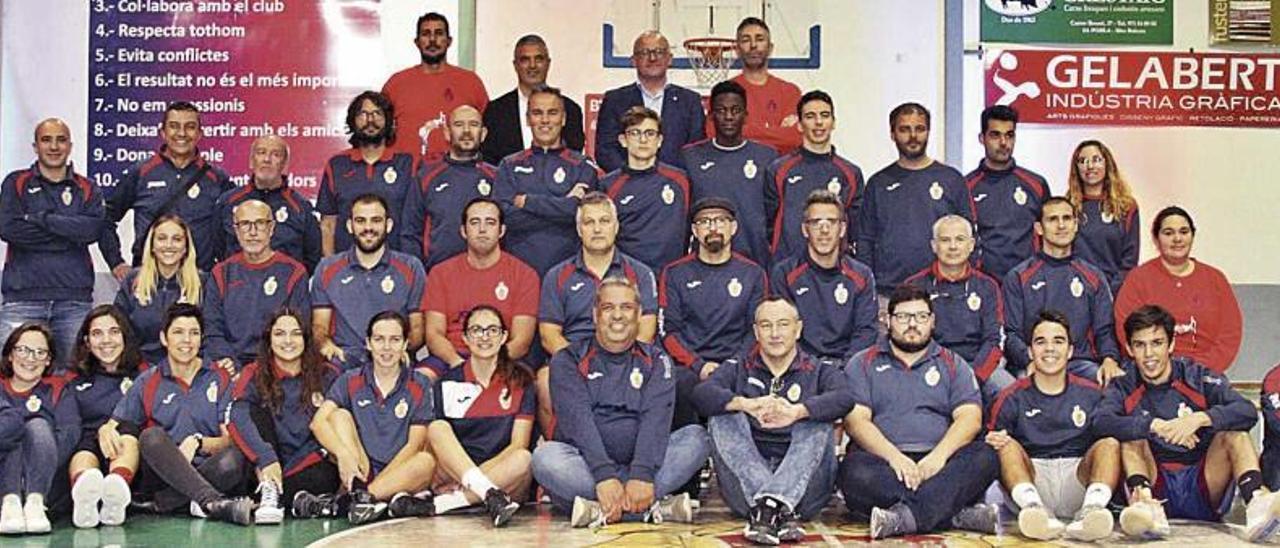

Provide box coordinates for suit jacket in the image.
[595,82,705,172]
[482,88,585,164]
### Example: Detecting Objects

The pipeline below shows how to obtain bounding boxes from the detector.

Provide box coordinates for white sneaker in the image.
[1017,504,1064,540]
[647,493,694,524]
[72,468,105,528]
[0,495,23,535]
[100,473,132,526]
[190,500,207,518]
[254,481,284,525]
[1120,499,1170,540]
[569,496,604,528]
[22,496,50,534]
[1065,504,1114,542]
[1245,490,1280,542]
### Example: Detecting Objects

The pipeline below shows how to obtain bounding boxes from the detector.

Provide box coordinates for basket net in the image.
[683,37,737,89]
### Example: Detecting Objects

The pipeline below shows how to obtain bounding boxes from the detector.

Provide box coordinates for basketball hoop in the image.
[683,37,737,89]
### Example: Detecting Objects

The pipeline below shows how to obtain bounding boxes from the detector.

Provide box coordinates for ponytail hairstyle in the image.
[462,305,531,390]
[255,307,328,414]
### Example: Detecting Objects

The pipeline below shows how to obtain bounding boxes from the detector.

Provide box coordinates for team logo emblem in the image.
[311,392,324,408]
[1072,404,1087,428]
[119,378,133,395]
[1101,211,1114,224]
[786,383,801,402]
[495,281,509,301]
[381,275,395,294]
[630,367,644,390]
[383,169,397,184]
[826,177,841,195]
[743,159,757,178]
[395,398,409,419]
[206,382,218,403]
[62,187,73,206]
[727,277,743,298]
[967,292,982,312]
[275,206,289,223]
[833,282,849,305]
[1013,186,1027,206]
[187,184,201,200]
[661,184,675,205]
[477,179,491,196]
[1070,276,1084,298]
[553,166,566,184]
[1271,394,1280,410]
[25,395,41,413]
[499,387,512,410]
[924,366,940,387]
[263,275,278,296]
[928,181,943,201]
[1177,402,1192,418]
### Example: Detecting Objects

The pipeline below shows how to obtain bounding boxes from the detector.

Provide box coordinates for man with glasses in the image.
[595,31,705,172]
[603,106,691,271]
[770,190,876,367]
[840,284,1000,539]
[204,199,310,370]
[421,197,539,379]
[216,134,321,272]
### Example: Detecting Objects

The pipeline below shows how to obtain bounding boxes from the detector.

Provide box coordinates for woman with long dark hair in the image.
[225,308,340,524]
[426,305,533,527]
[66,305,146,528]
[1066,140,1140,291]
[114,214,207,364]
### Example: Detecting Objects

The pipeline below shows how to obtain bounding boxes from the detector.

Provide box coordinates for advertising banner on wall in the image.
[1210,0,1279,44]
[984,49,1280,128]
[980,0,1173,45]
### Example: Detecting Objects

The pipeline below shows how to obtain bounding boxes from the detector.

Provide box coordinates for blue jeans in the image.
[709,414,836,520]
[0,300,91,371]
[0,419,59,497]
[532,424,711,514]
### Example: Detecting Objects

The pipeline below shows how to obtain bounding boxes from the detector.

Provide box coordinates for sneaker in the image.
[569,496,604,528]
[647,492,693,524]
[743,502,781,546]
[776,511,806,542]
[347,490,387,525]
[100,473,132,526]
[202,497,254,526]
[952,502,1001,535]
[1245,490,1280,542]
[1017,503,1064,540]
[1119,499,1170,540]
[387,491,434,518]
[1066,504,1114,542]
[22,497,50,534]
[870,504,915,540]
[291,491,338,519]
[189,500,207,518]
[254,481,284,525]
[72,469,105,529]
[483,488,519,527]
[0,495,22,535]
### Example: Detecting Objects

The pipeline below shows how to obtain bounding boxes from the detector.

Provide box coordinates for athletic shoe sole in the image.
[1066,508,1114,542]
[72,470,104,529]
[100,474,132,527]
[1018,506,1061,540]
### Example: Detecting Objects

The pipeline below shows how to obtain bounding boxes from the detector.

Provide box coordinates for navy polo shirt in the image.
[904,263,1006,382]
[311,249,425,369]
[539,251,658,345]
[114,269,209,365]
[603,163,691,271]
[493,146,602,276]
[857,161,971,293]
[205,252,310,365]
[432,360,536,465]
[659,253,766,370]
[964,161,1048,280]
[326,365,433,474]
[227,361,340,474]
[769,254,877,362]
[1003,253,1118,373]
[112,360,231,461]
[680,138,778,266]
[988,375,1103,459]
[764,147,864,263]
[846,339,981,453]
[216,181,323,272]
[316,148,418,254]
[399,156,499,272]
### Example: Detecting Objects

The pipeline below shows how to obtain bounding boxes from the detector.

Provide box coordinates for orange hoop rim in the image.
[683,37,737,57]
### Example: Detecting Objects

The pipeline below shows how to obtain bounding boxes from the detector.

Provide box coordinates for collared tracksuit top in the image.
[659,253,767,371]
[494,146,602,276]
[114,270,210,365]
[680,138,778,266]
[316,148,418,254]
[68,368,145,449]
[326,364,434,474]
[0,375,78,442]
[227,360,340,474]
[988,375,1104,459]
[204,252,311,365]
[765,147,864,263]
[433,360,537,465]
[399,155,499,272]
[770,254,877,362]
[539,251,658,345]
[1003,252,1118,373]
[603,163,692,272]
[1074,197,1140,292]
[904,263,1006,382]
[0,163,104,302]
[964,160,1048,280]
[216,181,323,273]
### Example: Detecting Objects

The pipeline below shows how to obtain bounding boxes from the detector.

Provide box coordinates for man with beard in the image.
[770,191,876,367]
[603,106,691,271]
[381,11,488,161]
[103,101,233,274]
[765,91,863,264]
[421,197,539,378]
[1004,197,1122,386]
[216,135,322,272]
[482,34,584,163]
[495,85,602,277]
[318,91,417,257]
[840,284,1000,539]
[723,17,802,154]
[965,105,1049,280]
[311,193,425,369]
[858,103,971,295]
[1095,305,1280,542]
[401,105,499,272]
[680,81,777,266]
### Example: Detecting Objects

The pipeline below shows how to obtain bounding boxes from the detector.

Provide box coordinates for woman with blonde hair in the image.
[1066,140,1139,292]
[114,214,206,363]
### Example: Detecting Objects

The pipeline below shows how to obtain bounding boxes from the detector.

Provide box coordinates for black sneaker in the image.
[202,497,254,526]
[744,501,782,546]
[347,489,387,524]
[292,491,338,519]
[776,510,806,542]
[387,491,434,518]
[483,488,519,527]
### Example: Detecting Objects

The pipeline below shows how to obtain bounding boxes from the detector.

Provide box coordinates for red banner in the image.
[984,49,1280,128]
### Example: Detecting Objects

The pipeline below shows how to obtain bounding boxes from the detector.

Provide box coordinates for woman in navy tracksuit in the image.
[114,214,207,364]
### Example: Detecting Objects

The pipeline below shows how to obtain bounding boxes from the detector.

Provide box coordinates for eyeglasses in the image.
[693,216,734,229]
[803,218,841,230]
[13,345,50,361]
[625,128,660,140]
[234,219,273,232]
[466,325,504,339]
[1075,155,1105,167]
[890,312,933,325]
[356,110,385,120]
[634,48,670,59]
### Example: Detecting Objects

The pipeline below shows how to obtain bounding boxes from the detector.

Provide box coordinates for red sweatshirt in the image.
[1114,258,1243,373]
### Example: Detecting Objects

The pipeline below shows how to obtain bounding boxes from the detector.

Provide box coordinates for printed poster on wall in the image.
[984,49,1280,128]
[980,0,1173,45]
[1210,0,1280,44]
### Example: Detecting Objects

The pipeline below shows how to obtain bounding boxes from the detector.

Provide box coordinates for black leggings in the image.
[138,427,250,513]
[248,405,340,503]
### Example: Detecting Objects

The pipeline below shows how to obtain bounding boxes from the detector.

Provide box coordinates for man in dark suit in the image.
[482,34,585,164]
[595,31,705,172]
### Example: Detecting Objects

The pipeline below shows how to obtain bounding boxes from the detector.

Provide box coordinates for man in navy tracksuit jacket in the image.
[680,81,778,267]
[965,106,1049,280]
[0,118,105,366]
[215,135,322,272]
[858,103,971,294]
[400,105,500,272]
[660,198,766,380]
[603,107,691,272]
[1003,198,1119,383]
[765,91,864,264]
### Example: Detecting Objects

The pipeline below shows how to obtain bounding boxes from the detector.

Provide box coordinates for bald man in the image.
[216,135,322,271]
[0,118,104,368]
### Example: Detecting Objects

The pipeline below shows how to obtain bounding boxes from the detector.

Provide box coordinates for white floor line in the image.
[305,517,411,548]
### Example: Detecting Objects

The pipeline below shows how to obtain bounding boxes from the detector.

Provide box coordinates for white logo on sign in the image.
[988,51,1043,107]
[984,0,1052,18]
